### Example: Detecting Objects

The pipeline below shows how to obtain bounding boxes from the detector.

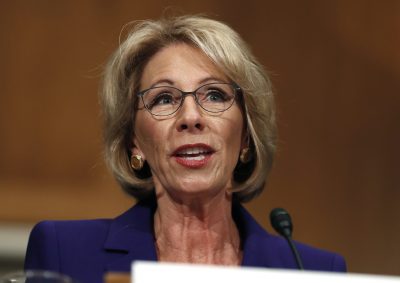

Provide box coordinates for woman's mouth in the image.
[172,144,214,168]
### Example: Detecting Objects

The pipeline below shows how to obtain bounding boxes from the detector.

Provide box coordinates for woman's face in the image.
[133,43,244,201]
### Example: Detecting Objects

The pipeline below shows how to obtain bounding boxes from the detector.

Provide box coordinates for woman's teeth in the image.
[177,147,209,156]
[176,147,210,156]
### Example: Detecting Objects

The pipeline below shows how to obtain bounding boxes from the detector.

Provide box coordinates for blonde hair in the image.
[101,15,276,202]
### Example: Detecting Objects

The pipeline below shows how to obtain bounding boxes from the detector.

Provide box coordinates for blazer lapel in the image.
[103,198,284,271]
[234,203,298,268]
[103,199,158,272]
[233,203,275,268]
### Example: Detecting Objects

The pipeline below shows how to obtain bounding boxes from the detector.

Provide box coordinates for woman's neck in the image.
[153,191,242,265]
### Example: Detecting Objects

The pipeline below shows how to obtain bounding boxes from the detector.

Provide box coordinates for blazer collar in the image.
[104,198,158,272]
[232,202,274,267]
[103,197,274,271]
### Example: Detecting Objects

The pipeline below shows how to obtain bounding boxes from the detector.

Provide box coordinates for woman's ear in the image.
[239,130,252,164]
[131,137,146,160]
[240,130,250,150]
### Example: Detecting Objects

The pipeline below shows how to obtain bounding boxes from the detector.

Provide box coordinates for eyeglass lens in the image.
[141,83,236,116]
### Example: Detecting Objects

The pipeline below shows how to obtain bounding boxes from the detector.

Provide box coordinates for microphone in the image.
[270,208,304,270]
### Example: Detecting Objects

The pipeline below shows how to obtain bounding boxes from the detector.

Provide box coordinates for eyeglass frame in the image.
[136,82,243,116]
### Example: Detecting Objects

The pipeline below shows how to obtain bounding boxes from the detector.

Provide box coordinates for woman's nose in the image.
[176,95,205,132]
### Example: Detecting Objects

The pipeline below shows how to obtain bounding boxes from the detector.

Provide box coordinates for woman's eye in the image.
[148,92,175,108]
[155,94,173,104]
[205,90,227,102]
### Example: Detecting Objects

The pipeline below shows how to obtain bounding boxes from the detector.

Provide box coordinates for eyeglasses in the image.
[137,82,241,116]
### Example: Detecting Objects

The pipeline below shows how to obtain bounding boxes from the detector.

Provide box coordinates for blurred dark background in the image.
[1,0,399,277]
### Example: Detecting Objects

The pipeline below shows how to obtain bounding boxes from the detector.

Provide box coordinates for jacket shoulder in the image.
[236,205,346,272]
[254,233,346,271]
[24,219,111,272]
[295,240,347,272]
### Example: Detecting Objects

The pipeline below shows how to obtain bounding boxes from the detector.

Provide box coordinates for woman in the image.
[25,15,346,283]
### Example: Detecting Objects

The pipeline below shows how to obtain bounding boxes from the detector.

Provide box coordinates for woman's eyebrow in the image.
[148,79,175,88]
[197,76,227,85]
[147,76,227,89]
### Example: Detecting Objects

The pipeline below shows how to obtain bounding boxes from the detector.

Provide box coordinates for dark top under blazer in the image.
[25,198,346,283]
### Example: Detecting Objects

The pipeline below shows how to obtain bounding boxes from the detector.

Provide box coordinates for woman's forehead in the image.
[140,43,228,90]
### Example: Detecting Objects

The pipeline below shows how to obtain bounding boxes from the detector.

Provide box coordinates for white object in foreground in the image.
[132,261,400,283]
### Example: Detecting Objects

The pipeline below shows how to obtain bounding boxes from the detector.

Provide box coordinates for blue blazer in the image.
[25,198,346,283]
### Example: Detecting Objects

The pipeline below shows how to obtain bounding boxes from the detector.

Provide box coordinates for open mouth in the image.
[175,147,213,160]
[173,144,214,168]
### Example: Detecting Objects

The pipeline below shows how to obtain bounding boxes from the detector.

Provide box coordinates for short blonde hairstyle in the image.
[101,15,276,202]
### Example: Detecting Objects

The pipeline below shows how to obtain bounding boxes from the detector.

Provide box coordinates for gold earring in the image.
[240,148,251,163]
[131,155,144,170]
